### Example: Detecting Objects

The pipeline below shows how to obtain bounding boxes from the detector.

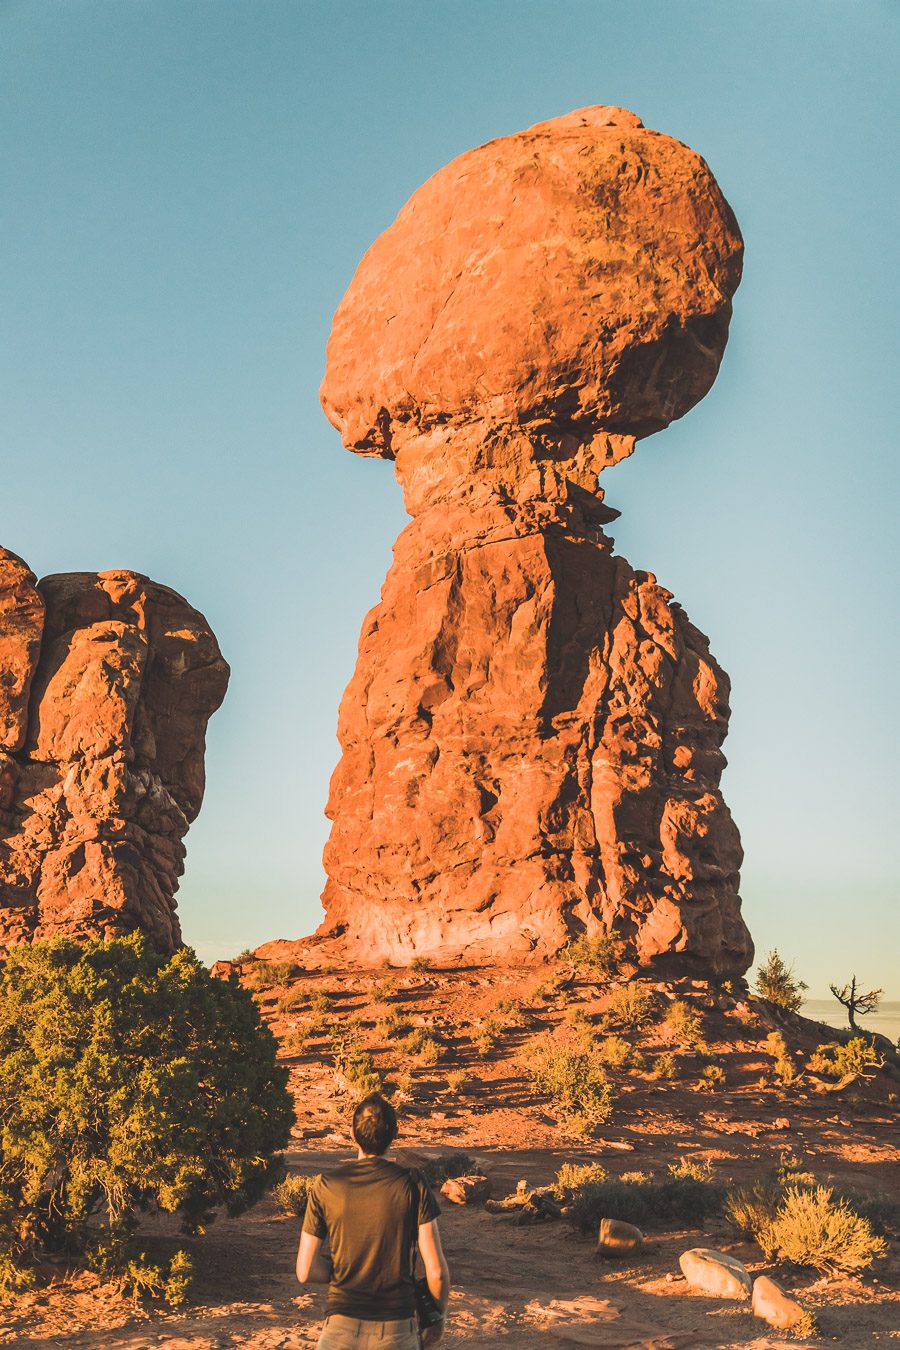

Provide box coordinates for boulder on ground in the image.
[598,1217,645,1255]
[752,1274,806,1329]
[678,1247,752,1299]
[440,1174,492,1205]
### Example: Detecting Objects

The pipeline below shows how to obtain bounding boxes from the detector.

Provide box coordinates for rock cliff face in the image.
[319,106,753,974]
[0,552,228,953]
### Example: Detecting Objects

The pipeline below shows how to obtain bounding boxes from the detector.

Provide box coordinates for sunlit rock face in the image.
[0,551,228,954]
[318,106,753,975]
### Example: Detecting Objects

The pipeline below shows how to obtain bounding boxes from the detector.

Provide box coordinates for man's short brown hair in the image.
[352,1093,398,1156]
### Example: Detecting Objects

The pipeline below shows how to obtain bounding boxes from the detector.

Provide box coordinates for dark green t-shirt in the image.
[302,1156,441,1320]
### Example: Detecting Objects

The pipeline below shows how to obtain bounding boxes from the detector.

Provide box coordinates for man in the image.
[296,1092,451,1349]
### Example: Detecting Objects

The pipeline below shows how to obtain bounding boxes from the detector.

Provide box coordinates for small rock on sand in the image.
[597,1218,645,1255]
[678,1247,752,1299]
[440,1174,492,1204]
[752,1274,807,1329]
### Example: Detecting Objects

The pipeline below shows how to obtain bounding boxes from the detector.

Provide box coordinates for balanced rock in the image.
[678,1247,752,1299]
[598,1217,645,1255]
[318,106,753,974]
[0,554,228,953]
[751,1275,806,1330]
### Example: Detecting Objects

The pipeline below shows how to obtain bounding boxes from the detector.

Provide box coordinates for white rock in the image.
[678,1247,752,1299]
[752,1274,806,1329]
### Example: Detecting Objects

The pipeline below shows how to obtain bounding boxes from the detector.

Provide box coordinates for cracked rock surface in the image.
[0,550,228,953]
[317,105,752,975]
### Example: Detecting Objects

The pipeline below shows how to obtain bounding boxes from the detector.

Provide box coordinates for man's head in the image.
[352,1093,398,1156]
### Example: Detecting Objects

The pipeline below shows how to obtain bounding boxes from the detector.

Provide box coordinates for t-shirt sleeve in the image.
[301,1174,327,1238]
[414,1171,441,1225]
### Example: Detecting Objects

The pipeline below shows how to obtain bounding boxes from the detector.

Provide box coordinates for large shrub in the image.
[0,935,294,1295]
[726,1167,887,1274]
[524,1036,616,1136]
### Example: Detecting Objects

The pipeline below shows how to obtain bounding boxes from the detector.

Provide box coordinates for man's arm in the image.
[296,1230,333,1285]
[418,1218,450,1311]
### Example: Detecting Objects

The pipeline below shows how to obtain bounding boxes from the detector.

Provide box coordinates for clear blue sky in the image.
[3,1,897,998]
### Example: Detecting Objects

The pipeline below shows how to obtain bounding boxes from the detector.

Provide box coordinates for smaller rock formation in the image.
[0,550,229,953]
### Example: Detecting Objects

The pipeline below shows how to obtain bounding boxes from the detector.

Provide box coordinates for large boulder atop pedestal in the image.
[315,106,752,975]
[321,105,742,457]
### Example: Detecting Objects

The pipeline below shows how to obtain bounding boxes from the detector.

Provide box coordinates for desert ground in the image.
[3,958,897,1349]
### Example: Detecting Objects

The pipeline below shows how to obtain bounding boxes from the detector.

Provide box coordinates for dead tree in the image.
[829,975,883,1032]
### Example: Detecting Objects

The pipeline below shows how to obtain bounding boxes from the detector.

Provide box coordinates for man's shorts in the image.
[316,1314,420,1348]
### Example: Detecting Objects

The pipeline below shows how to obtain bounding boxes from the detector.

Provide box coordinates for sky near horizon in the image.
[3,1,898,999]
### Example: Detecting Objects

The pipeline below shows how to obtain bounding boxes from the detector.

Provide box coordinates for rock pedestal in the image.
[0,552,228,953]
[317,106,753,975]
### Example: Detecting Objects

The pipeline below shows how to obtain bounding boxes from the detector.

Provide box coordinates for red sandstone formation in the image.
[317,106,753,976]
[0,551,228,953]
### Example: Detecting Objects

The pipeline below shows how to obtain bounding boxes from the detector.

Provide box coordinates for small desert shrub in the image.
[232,948,256,964]
[758,1185,886,1274]
[309,989,332,1013]
[755,949,807,1013]
[370,978,394,1002]
[421,1153,478,1187]
[89,1238,194,1306]
[808,1036,883,1080]
[595,1034,632,1071]
[524,1037,616,1135]
[601,983,655,1031]
[412,1033,442,1066]
[668,1158,713,1182]
[697,1063,725,1091]
[567,1172,723,1233]
[559,933,621,978]
[246,959,301,990]
[303,1012,329,1039]
[330,1024,383,1094]
[551,1161,607,1199]
[409,956,431,972]
[282,1030,308,1055]
[652,1051,678,1080]
[272,1174,316,1216]
[789,1309,821,1339]
[660,1000,706,1051]
[495,996,529,1027]
[375,1010,414,1040]
[764,1031,801,1085]
[726,1176,783,1238]
[446,1069,470,1094]
[277,987,309,1014]
[337,1049,382,1096]
[0,935,293,1298]
[473,1017,502,1055]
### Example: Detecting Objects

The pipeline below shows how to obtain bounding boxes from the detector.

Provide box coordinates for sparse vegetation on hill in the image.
[755,949,807,1013]
[601,982,656,1031]
[559,932,621,978]
[808,1036,883,1080]
[524,1035,616,1136]
[0,935,293,1299]
[659,999,706,1051]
